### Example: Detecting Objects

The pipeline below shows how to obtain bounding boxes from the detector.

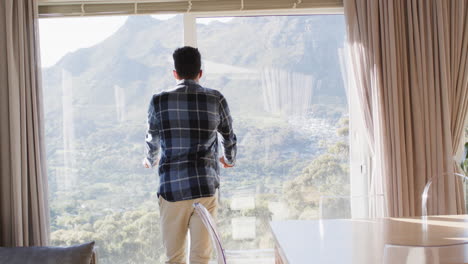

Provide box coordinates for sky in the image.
[39,15,232,68]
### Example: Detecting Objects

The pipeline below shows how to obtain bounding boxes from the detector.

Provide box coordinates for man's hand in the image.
[219,157,234,168]
[142,158,158,168]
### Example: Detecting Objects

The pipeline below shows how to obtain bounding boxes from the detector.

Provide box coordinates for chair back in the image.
[383,243,468,264]
[193,202,227,264]
[422,173,468,217]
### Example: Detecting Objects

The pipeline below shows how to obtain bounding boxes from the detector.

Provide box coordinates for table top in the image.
[270,215,468,264]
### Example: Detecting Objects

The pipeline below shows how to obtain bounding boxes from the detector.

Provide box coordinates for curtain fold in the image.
[345,0,468,217]
[0,0,50,246]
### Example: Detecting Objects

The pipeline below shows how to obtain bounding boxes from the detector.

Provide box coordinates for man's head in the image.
[172,46,202,81]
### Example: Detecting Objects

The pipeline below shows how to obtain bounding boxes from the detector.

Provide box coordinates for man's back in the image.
[146,79,237,202]
[145,46,236,264]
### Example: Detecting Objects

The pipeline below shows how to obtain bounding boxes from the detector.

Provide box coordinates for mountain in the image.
[42,15,346,120]
[42,16,182,116]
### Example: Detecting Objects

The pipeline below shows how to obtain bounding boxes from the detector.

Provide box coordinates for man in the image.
[143,46,237,264]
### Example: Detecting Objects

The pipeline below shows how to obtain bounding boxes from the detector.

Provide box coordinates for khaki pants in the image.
[159,193,218,264]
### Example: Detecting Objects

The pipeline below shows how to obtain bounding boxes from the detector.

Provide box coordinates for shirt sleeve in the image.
[145,95,161,167]
[217,93,237,165]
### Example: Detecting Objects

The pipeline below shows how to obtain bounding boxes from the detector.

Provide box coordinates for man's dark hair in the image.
[173,46,201,79]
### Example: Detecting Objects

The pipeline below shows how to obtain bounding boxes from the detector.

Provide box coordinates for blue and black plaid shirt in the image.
[145,79,237,202]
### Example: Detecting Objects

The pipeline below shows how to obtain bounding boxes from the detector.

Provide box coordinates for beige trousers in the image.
[159,193,218,264]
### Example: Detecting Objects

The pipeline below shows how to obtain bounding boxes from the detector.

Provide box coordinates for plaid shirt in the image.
[145,79,237,202]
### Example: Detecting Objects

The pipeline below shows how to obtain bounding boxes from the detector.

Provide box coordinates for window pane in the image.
[40,15,182,264]
[196,15,349,258]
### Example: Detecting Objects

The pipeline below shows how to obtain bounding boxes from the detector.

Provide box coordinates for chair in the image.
[383,243,468,264]
[193,202,227,264]
[318,194,385,219]
[422,173,468,217]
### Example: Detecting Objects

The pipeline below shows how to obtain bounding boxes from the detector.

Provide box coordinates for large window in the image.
[196,15,348,257]
[40,14,349,263]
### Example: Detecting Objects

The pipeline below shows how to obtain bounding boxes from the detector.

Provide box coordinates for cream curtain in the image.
[0,0,50,246]
[345,0,468,217]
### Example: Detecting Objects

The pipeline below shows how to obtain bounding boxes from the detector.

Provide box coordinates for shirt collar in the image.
[177,79,199,85]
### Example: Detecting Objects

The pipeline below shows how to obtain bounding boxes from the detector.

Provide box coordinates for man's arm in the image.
[218,94,237,167]
[145,96,160,167]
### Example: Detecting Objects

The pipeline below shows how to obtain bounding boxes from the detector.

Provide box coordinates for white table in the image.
[270,215,468,264]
